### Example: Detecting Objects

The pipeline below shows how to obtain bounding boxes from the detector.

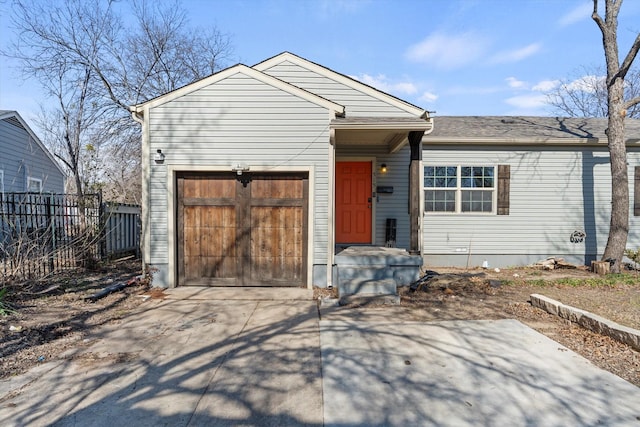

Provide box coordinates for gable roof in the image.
[130,63,345,115]
[425,116,640,145]
[253,52,428,119]
[0,110,66,176]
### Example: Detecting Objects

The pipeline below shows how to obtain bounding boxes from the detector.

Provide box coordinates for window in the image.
[27,177,42,193]
[424,165,495,213]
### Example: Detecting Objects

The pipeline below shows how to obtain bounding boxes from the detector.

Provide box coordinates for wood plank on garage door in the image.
[249,174,308,286]
[178,174,238,286]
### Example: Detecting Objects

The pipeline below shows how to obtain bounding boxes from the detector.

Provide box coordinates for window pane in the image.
[461,190,493,212]
[425,190,456,212]
[460,166,495,188]
[425,166,457,188]
[27,178,42,192]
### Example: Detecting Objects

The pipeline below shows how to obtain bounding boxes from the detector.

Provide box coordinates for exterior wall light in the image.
[232,163,250,176]
[154,149,165,163]
[380,163,387,174]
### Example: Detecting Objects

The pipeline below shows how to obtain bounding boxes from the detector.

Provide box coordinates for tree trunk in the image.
[595,0,631,273]
[601,81,629,272]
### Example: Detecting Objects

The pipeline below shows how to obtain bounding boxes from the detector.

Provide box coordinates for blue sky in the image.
[2,0,640,122]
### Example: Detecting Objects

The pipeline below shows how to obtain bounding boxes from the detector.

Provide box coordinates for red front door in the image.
[335,161,372,244]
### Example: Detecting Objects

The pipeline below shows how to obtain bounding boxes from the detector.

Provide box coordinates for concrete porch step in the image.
[339,278,397,296]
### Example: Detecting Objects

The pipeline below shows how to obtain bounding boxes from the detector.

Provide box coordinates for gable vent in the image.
[2,116,25,130]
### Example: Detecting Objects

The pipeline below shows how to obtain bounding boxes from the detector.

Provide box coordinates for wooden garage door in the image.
[177,172,308,287]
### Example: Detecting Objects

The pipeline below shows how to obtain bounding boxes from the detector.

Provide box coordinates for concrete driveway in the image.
[1,288,638,426]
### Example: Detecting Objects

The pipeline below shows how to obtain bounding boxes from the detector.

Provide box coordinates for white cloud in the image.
[354,73,418,95]
[505,94,548,110]
[419,91,438,103]
[506,77,526,89]
[558,2,592,27]
[565,75,604,93]
[532,80,560,92]
[405,32,490,69]
[489,43,542,64]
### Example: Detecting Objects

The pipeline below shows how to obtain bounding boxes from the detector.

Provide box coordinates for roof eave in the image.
[331,121,432,132]
[422,137,610,146]
[254,52,427,118]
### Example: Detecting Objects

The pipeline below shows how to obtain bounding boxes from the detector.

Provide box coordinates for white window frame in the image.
[424,165,497,215]
[27,176,43,193]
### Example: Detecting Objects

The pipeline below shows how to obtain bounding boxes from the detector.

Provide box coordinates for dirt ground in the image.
[0,259,151,380]
[1,260,639,389]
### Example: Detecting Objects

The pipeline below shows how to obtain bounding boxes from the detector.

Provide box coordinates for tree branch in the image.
[592,0,606,32]
[624,96,640,110]
[618,32,640,79]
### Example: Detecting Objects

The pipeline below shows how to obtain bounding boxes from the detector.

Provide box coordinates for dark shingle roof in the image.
[425,116,640,143]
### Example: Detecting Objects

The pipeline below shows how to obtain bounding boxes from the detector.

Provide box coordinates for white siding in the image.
[422,145,640,266]
[146,73,331,266]
[0,117,65,193]
[261,61,416,118]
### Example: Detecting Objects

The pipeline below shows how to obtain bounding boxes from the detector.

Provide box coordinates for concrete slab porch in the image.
[334,246,422,303]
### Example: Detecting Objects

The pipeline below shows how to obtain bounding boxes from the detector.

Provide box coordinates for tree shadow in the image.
[1,295,638,427]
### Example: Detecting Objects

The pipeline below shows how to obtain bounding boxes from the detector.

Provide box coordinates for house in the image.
[131,52,640,291]
[131,52,431,290]
[422,116,640,268]
[0,110,65,194]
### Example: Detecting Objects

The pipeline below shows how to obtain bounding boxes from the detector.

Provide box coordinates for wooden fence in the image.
[1,192,140,283]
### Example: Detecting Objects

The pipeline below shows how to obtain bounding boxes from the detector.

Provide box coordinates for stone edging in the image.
[530,294,640,352]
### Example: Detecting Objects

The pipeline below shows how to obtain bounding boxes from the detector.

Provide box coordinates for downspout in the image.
[327,115,337,289]
[419,112,434,257]
[129,106,147,276]
[130,108,143,125]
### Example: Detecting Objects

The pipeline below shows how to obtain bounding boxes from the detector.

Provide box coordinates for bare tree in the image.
[592,0,640,272]
[5,0,233,203]
[8,0,118,198]
[547,65,640,118]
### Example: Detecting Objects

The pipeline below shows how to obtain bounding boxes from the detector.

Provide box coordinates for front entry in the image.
[176,172,308,287]
[335,161,372,244]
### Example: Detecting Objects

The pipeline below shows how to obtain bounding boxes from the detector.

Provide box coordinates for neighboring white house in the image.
[131,52,640,289]
[0,110,65,195]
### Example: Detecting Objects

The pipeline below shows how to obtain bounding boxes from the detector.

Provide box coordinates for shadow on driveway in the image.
[1,288,638,426]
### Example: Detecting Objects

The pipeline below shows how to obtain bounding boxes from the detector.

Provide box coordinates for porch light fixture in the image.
[232,163,250,176]
[380,163,388,174]
[154,149,165,163]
